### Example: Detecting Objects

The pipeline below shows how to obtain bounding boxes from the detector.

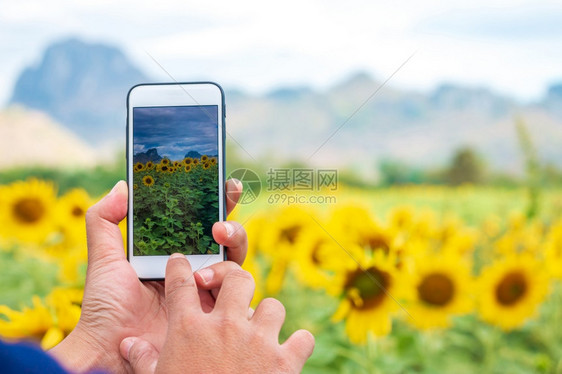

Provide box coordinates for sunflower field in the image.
[132,155,219,256]
[1,172,562,373]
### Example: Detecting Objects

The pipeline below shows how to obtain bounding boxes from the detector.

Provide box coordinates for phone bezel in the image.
[126,82,226,280]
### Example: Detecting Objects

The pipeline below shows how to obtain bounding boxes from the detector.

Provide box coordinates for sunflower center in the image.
[143,176,155,186]
[71,206,85,217]
[395,215,409,227]
[280,225,301,244]
[362,234,390,253]
[13,198,45,224]
[417,272,455,306]
[495,271,527,306]
[310,240,324,265]
[345,267,390,310]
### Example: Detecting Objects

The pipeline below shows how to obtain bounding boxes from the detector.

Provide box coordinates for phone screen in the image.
[132,105,219,256]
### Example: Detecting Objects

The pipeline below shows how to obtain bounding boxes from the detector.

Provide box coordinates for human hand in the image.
[120,255,315,374]
[49,179,247,373]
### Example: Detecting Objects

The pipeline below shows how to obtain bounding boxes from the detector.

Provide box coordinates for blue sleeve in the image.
[0,339,68,374]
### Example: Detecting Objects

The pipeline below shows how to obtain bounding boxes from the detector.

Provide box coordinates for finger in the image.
[85,180,128,265]
[251,298,286,338]
[120,337,159,374]
[165,254,201,318]
[201,289,253,317]
[281,329,315,372]
[213,269,255,318]
[212,221,247,265]
[225,178,243,215]
[194,261,242,289]
[198,289,215,313]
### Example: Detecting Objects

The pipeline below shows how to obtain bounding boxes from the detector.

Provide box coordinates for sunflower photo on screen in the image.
[131,106,219,256]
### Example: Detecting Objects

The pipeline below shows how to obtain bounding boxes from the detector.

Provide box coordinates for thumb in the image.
[120,337,159,374]
[85,180,128,265]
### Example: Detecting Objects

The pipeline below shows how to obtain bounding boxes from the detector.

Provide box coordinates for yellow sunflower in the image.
[183,157,193,166]
[259,205,312,255]
[477,254,549,330]
[142,175,155,187]
[404,253,473,330]
[545,219,562,278]
[243,214,267,254]
[57,248,88,284]
[482,214,502,239]
[133,162,145,172]
[494,219,544,257]
[318,205,394,274]
[201,155,209,162]
[410,209,438,239]
[441,228,478,256]
[259,206,314,294]
[173,161,181,167]
[210,157,217,165]
[192,158,199,165]
[436,214,464,242]
[387,205,416,232]
[292,224,334,289]
[508,211,526,231]
[56,188,91,224]
[0,179,57,244]
[203,162,210,170]
[0,295,53,347]
[242,255,264,308]
[160,158,170,166]
[159,165,170,173]
[327,204,397,254]
[53,188,93,247]
[119,217,127,254]
[145,161,154,170]
[326,205,376,240]
[0,288,82,350]
[332,249,407,344]
[184,165,192,173]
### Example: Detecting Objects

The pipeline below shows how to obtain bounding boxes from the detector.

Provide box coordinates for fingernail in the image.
[223,221,235,238]
[170,253,184,260]
[197,268,214,284]
[122,337,135,360]
[108,181,121,196]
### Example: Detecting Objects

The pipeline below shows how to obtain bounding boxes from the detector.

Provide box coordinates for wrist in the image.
[49,323,121,373]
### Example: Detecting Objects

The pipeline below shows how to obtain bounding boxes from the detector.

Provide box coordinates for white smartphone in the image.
[126,82,226,279]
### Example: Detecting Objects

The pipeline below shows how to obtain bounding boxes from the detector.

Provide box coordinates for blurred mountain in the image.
[10,38,147,146]
[7,38,562,176]
[226,72,562,176]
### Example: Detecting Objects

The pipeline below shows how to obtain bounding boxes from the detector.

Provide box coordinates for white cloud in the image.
[133,144,146,153]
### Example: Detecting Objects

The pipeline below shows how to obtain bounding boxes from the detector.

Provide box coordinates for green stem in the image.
[481,325,501,372]
[365,335,383,374]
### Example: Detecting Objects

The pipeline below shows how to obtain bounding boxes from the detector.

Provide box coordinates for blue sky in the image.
[133,105,218,161]
[0,0,561,104]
